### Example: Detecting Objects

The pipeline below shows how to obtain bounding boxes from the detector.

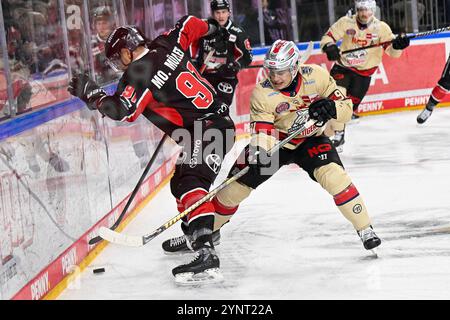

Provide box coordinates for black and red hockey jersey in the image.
[193,19,253,78]
[97,16,227,135]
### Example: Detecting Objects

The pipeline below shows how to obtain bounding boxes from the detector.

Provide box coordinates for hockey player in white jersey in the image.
[320,0,409,151]
[163,40,381,258]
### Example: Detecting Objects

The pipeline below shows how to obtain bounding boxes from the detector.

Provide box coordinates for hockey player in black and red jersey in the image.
[417,54,450,124]
[163,40,381,256]
[67,16,235,284]
[192,0,253,108]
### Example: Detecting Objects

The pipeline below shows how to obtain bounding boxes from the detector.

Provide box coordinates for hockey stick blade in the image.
[88,134,169,246]
[98,226,144,247]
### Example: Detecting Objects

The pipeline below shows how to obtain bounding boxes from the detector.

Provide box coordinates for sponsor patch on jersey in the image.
[275,102,290,114]
[304,79,316,85]
[300,66,313,75]
[346,28,356,36]
[218,82,234,94]
[229,34,237,42]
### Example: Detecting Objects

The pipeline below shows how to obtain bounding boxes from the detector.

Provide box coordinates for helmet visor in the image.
[105,52,127,73]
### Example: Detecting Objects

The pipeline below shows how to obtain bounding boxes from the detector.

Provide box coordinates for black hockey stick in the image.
[341,26,450,55]
[88,133,169,245]
[97,118,323,247]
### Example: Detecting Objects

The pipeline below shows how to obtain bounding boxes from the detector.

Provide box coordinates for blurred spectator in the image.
[234,1,261,46]
[262,0,292,45]
[391,0,425,33]
[91,6,118,84]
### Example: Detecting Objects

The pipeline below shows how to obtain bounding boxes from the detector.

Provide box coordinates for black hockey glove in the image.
[217,61,240,76]
[197,102,231,124]
[323,43,340,61]
[391,34,410,50]
[308,98,337,123]
[247,145,273,176]
[68,72,106,110]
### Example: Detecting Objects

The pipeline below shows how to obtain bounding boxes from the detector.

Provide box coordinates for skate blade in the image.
[174,268,224,286]
[164,250,192,256]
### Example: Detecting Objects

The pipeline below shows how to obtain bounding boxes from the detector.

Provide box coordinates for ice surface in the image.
[59,109,450,300]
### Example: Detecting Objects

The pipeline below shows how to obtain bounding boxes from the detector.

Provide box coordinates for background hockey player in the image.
[320,0,409,151]
[67,16,235,285]
[163,40,381,257]
[417,54,450,124]
[193,0,253,108]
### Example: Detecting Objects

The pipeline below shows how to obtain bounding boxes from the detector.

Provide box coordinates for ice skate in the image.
[357,226,381,255]
[416,107,433,124]
[162,230,221,255]
[172,246,223,285]
[332,130,345,153]
[350,112,360,124]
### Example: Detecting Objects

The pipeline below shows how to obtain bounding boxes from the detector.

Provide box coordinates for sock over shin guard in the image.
[314,163,371,231]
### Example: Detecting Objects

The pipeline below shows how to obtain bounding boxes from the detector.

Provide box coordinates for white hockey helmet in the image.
[264,40,300,83]
[355,0,376,15]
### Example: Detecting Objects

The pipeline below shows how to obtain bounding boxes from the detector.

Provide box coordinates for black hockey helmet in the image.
[210,0,230,11]
[104,25,147,72]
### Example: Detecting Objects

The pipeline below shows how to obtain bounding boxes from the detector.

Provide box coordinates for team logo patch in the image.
[206,154,222,174]
[275,102,290,114]
[218,82,234,94]
[346,29,356,36]
[353,204,363,214]
[300,66,313,75]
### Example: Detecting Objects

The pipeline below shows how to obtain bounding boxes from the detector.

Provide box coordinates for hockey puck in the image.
[93,267,105,274]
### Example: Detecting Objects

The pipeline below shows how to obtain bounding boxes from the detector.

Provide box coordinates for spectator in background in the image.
[262,0,292,45]
[91,6,118,84]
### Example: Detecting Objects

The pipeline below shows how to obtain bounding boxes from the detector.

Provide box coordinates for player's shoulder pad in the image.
[299,64,328,77]
[338,15,355,25]
[229,24,244,34]
[377,19,392,32]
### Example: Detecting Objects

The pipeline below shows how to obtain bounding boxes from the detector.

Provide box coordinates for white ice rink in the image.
[60,108,450,300]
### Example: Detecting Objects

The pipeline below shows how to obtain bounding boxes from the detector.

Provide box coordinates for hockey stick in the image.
[199,49,215,74]
[341,26,450,54]
[88,133,169,245]
[98,118,322,247]
[243,41,315,69]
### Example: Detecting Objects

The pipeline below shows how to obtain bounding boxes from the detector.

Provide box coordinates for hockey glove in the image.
[68,72,106,110]
[308,98,337,123]
[391,34,410,50]
[217,61,240,76]
[196,103,233,132]
[323,43,340,61]
[247,145,272,176]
